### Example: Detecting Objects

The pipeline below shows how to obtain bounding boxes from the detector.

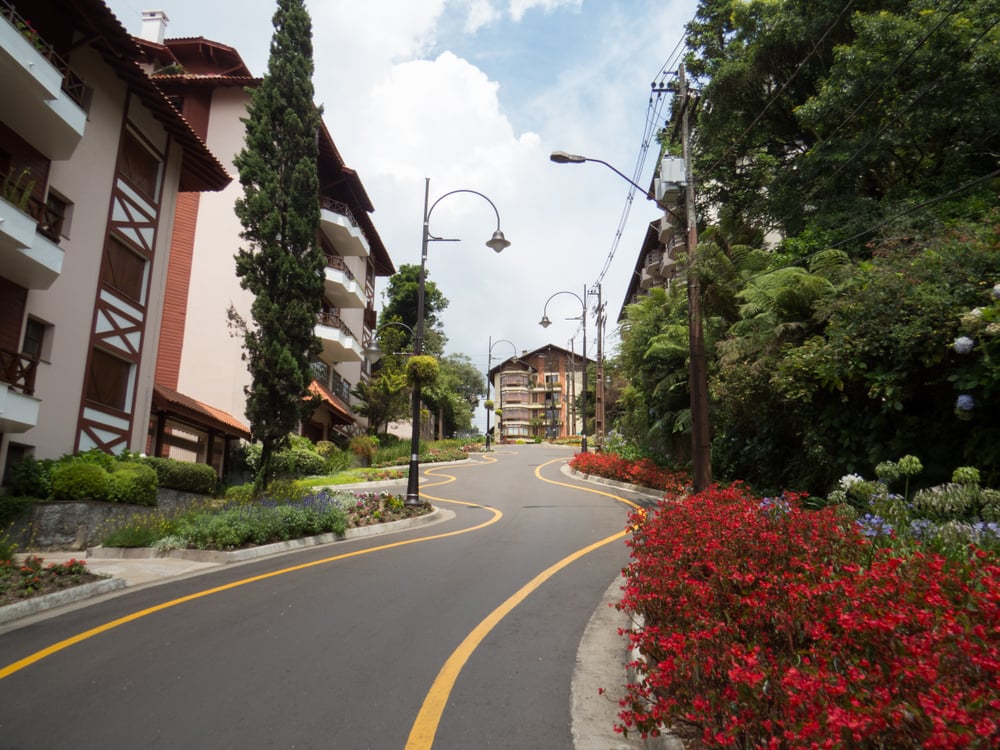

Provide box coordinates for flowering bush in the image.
[618,484,1000,748]
[569,452,689,496]
[0,557,99,606]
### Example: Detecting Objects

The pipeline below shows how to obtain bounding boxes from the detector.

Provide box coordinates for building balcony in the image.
[320,197,370,258]
[323,255,365,309]
[0,193,63,289]
[657,213,681,245]
[0,349,41,433]
[315,310,363,363]
[0,9,87,160]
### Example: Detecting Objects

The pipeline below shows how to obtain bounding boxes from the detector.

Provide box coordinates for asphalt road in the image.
[0,445,650,749]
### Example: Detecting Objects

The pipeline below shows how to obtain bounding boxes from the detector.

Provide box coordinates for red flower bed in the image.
[570,452,689,496]
[619,484,1000,748]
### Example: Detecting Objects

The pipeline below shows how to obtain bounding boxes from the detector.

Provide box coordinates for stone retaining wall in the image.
[5,489,212,551]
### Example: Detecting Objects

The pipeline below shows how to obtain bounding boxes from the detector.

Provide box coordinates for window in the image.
[120,130,161,200]
[86,348,132,411]
[42,190,71,240]
[101,235,146,302]
[22,318,50,360]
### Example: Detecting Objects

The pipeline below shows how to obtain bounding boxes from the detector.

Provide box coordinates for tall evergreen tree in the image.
[233,0,324,490]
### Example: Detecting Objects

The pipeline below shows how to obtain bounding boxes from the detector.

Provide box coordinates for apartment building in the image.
[0,0,230,481]
[489,344,590,443]
[131,12,394,467]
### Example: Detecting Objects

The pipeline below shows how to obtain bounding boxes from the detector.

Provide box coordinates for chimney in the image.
[140,10,169,44]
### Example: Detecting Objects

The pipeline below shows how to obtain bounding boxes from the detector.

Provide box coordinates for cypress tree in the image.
[233,0,324,490]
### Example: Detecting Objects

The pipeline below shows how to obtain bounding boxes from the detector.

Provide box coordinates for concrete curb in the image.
[0,577,127,626]
[1,507,446,625]
[560,464,667,501]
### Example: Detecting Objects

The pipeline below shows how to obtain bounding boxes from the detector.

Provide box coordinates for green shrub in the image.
[67,448,116,472]
[286,447,326,477]
[50,462,110,502]
[323,447,354,475]
[107,462,158,505]
[6,457,55,498]
[0,495,35,526]
[348,435,378,466]
[141,456,218,495]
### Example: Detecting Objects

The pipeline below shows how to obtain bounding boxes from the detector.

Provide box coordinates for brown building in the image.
[489,344,590,443]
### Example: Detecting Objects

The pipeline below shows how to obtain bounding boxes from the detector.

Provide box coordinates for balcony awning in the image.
[152,384,251,440]
[308,380,353,426]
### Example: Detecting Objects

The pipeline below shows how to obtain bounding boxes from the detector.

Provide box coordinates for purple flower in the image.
[956,394,975,412]
[953,336,974,355]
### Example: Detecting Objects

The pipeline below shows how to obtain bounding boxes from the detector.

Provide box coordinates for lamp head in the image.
[486,230,510,253]
[364,340,384,364]
[550,151,586,164]
[539,315,552,328]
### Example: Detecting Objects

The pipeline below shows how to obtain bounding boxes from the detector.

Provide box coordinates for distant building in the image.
[489,344,590,443]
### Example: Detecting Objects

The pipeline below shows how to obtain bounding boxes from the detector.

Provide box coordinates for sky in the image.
[105,0,699,431]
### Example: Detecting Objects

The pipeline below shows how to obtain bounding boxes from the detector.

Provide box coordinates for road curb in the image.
[0,577,127,626]
[1,507,446,625]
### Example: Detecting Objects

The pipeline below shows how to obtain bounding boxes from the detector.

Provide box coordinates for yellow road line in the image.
[0,495,502,681]
[405,456,638,749]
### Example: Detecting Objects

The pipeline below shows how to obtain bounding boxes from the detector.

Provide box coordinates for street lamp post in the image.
[485,337,518,450]
[539,287,588,453]
[406,178,510,505]
[550,148,711,490]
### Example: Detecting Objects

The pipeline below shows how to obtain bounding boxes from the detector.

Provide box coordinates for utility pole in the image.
[680,63,712,492]
[590,283,605,451]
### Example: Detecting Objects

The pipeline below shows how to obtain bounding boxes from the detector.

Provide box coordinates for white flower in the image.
[953,336,974,354]
[839,473,865,490]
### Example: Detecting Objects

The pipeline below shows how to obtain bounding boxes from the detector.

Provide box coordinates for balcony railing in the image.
[0,0,88,109]
[0,348,39,395]
[325,253,358,284]
[316,310,358,342]
[320,197,358,228]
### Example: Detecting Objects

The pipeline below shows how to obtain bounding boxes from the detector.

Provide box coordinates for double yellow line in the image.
[2,454,640,750]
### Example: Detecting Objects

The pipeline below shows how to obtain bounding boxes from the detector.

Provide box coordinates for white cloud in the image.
[507,0,583,23]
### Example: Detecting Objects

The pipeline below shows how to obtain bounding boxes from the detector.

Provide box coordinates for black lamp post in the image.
[549,149,710,489]
[539,287,588,453]
[485,337,517,450]
[405,178,510,505]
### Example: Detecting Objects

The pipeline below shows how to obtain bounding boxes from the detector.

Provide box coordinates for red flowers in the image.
[570,452,689,496]
[617,484,1000,748]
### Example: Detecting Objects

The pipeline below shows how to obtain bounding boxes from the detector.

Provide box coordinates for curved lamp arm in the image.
[365,320,416,364]
[427,189,510,253]
[538,290,584,328]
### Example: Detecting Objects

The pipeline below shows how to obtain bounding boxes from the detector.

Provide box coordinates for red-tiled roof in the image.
[152,384,251,439]
[308,380,354,425]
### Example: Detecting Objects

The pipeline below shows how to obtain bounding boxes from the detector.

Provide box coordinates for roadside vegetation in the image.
[568,449,1000,748]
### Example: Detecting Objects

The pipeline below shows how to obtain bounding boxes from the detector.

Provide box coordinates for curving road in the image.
[0,444,652,749]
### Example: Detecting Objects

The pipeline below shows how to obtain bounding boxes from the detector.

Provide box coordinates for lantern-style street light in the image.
[539,287,588,453]
[485,337,518,449]
[404,178,509,505]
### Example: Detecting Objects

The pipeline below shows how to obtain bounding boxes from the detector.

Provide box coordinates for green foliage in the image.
[406,355,440,388]
[0,496,35,527]
[423,353,485,436]
[244,441,327,480]
[683,0,1000,248]
[140,456,218,495]
[347,435,379,466]
[232,0,325,491]
[380,265,449,356]
[6,457,55,499]
[107,462,158,506]
[50,462,110,502]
